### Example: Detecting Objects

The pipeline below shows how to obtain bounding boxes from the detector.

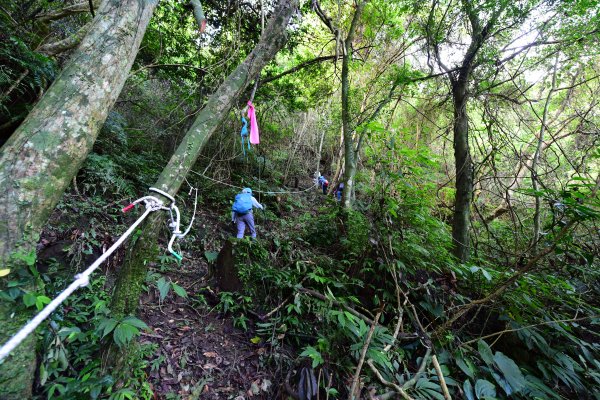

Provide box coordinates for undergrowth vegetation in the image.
[0,0,598,399]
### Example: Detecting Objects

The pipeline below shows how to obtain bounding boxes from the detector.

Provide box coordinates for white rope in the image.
[189,169,318,194]
[0,198,164,362]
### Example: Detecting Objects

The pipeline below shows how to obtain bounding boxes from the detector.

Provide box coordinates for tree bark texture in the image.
[450,79,473,263]
[447,0,502,262]
[110,0,299,317]
[0,1,157,397]
[341,1,366,209]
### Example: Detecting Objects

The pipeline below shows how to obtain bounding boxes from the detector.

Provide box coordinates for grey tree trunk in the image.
[0,1,157,397]
[341,1,366,209]
[110,0,299,318]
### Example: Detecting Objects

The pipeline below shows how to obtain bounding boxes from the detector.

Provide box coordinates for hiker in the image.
[318,175,329,195]
[335,182,344,201]
[231,188,264,239]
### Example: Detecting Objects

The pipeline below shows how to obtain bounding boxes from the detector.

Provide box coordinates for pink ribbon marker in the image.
[247,101,260,145]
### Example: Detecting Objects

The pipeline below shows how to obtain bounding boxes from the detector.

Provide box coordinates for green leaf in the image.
[172,282,187,298]
[23,292,36,307]
[12,250,36,267]
[0,268,10,277]
[300,346,324,368]
[478,340,494,365]
[39,362,48,386]
[35,295,51,311]
[204,251,219,263]
[156,277,170,300]
[481,269,492,281]
[475,379,496,399]
[493,352,526,393]
[121,316,148,330]
[463,380,475,400]
[491,372,512,396]
[113,323,139,347]
[98,317,118,338]
[457,356,475,379]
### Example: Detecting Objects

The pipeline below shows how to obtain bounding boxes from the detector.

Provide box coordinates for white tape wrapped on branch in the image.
[0,197,164,362]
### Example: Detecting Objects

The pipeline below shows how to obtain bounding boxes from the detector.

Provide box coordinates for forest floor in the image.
[138,260,277,400]
[142,179,332,399]
[137,184,324,399]
[37,179,325,399]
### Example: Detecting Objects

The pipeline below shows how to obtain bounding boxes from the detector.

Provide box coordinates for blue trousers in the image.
[235,212,256,238]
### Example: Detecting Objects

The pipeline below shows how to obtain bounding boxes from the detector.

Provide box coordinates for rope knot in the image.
[145,199,163,212]
[75,273,90,288]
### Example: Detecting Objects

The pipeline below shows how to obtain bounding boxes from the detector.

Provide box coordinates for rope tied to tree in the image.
[0,195,165,361]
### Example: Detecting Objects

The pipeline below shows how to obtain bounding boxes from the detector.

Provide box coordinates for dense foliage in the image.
[0,0,598,399]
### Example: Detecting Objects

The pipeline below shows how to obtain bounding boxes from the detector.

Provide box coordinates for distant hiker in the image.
[318,175,329,195]
[231,188,264,239]
[335,182,344,201]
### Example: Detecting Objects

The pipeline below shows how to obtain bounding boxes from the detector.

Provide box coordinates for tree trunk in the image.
[341,1,366,209]
[451,80,473,263]
[0,1,157,397]
[329,126,345,195]
[443,1,502,263]
[531,55,558,252]
[110,0,299,318]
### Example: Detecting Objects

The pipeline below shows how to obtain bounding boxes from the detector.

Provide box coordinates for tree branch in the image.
[435,220,577,337]
[38,22,93,56]
[260,54,342,85]
[37,0,101,23]
[349,310,382,400]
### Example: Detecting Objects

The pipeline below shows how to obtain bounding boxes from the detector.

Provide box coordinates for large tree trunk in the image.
[110,0,299,318]
[443,0,502,263]
[0,1,157,397]
[341,1,366,209]
[451,80,473,263]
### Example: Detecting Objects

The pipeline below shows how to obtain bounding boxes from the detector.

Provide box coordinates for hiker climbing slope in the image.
[318,175,329,195]
[231,188,264,238]
[335,182,344,201]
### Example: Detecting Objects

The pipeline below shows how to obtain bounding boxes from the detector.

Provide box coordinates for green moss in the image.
[111,214,161,317]
[0,298,36,399]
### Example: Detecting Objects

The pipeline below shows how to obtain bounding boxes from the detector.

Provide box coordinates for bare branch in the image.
[349,310,382,400]
[37,0,101,23]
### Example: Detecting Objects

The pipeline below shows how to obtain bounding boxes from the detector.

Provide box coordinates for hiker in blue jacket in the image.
[231,188,264,239]
[336,182,344,201]
[318,175,329,195]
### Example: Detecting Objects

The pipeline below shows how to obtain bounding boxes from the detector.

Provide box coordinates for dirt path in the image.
[139,259,279,400]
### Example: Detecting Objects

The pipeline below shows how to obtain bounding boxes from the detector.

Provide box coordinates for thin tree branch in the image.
[432,355,451,400]
[435,220,577,336]
[349,310,382,400]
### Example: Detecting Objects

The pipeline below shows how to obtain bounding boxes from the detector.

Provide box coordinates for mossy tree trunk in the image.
[431,0,503,262]
[110,0,299,317]
[0,1,157,397]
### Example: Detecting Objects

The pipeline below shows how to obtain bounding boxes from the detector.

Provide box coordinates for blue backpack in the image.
[232,193,253,214]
